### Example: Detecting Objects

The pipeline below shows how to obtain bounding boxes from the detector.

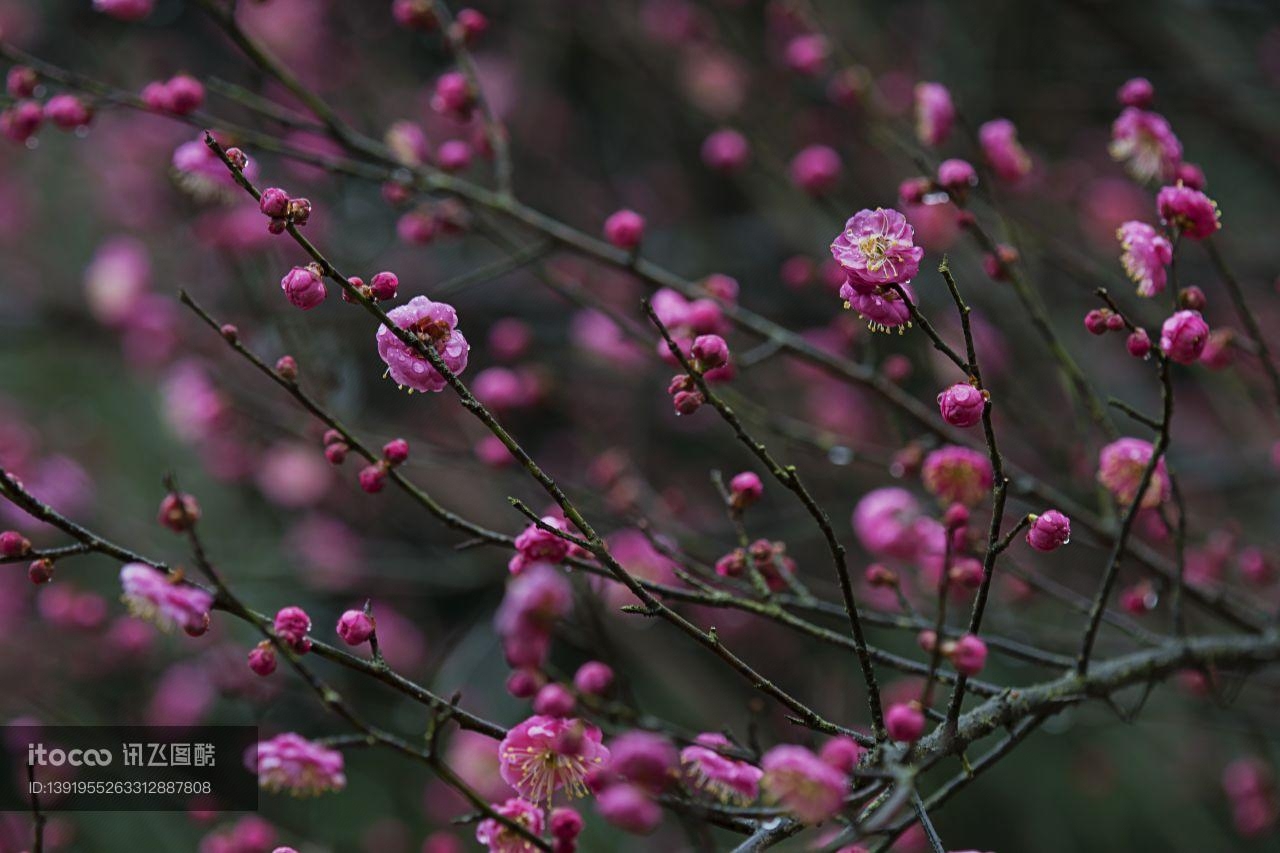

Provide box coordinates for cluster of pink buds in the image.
[321,429,349,466]
[1,99,44,144]
[273,606,312,654]
[259,187,313,234]
[342,270,400,304]
[667,373,704,416]
[1083,307,1127,336]
[715,539,795,591]
[141,74,205,115]
[359,439,410,494]
[1223,757,1279,838]
[157,492,201,533]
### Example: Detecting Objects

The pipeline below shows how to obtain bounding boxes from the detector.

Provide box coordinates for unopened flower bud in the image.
[382,438,410,466]
[28,558,54,585]
[157,493,201,532]
[248,641,277,676]
[275,355,298,380]
[336,609,375,645]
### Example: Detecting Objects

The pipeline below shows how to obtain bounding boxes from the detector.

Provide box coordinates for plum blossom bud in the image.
[604,209,645,249]
[1084,309,1109,336]
[286,198,312,226]
[157,493,201,532]
[691,334,729,370]
[1027,510,1071,551]
[701,128,750,174]
[273,606,312,653]
[392,0,438,30]
[790,145,843,195]
[275,355,298,381]
[1174,162,1206,190]
[336,609,375,646]
[44,95,92,130]
[225,147,248,171]
[914,82,955,147]
[784,34,828,77]
[671,389,703,416]
[455,8,489,43]
[936,158,977,192]
[1117,77,1155,108]
[248,641,277,676]
[597,783,661,834]
[6,66,36,99]
[369,271,399,301]
[0,531,31,558]
[1105,313,1125,331]
[1127,328,1152,359]
[359,463,388,493]
[937,383,986,428]
[323,443,348,465]
[944,503,970,530]
[1,101,43,143]
[382,438,410,466]
[1200,329,1235,370]
[507,669,543,698]
[550,808,584,843]
[140,82,170,111]
[729,471,763,509]
[436,140,472,172]
[219,323,239,343]
[1178,286,1207,311]
[260,187,291,219]
[898,176,930,206]
[432,71,475,120]
[165,75,205,115]
[280,265,327,310]
[949,634,988,675]
[979,118,1031,183]
[1160,310,1210,364]
[864,563,897,587]
[917,629,938,653]
[534,683,577,717]
[819,736,862,773]
[573,661,614,695]
[28,559,54,585]
[885,702,925,742]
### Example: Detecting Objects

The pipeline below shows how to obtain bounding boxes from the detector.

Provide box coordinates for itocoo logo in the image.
[27,743,113,767]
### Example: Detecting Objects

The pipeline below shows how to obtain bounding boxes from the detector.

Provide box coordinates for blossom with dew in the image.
[914,82,955,147]
[978,119,1031,183]
[498,715,611,802]
[760,745,848,824]
[830,208,924,289]
[119,563,212,634]
[336,609,375,646]
[1160,310,1210,364]
[922,446,993,507]
[251,733,345,796]
[1117,221,1174,297]
[937,383,986,428]
[1157,183,1221,239]
[1027,510,1071,551]
[273,606,312,653]
[1109,108,1182,183]
[1098,437,1169,508]
[375,295,469,393]
[680,732,762,805]
[280,265,326,310]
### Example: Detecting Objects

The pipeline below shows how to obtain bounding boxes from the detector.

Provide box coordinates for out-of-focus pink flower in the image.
[921,446,993,506]
[790,145,843,195]
[93,0,153,21]
[760,745,847,824]
[681,732,762,805]
[1160,310,1210,364]
[852,488,925,561]
[119,563,212,633]
[701,128,750,173]
[1116,221,1173,297]
[978,119,1031,183]
[1098,437,1169,508]
[1157,183,1221,239]
[475,797,543,852]
[914,82,955,147]
[1109,108,1182,183]
[83,236,151,326]
[251,733,345,796]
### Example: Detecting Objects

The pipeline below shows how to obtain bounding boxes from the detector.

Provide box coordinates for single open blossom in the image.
[914,82,955,147]
[498,715,610,802]
[375,295,469,392]
[978,119,1031,183]
[1027,510,1071,551]
[1157,183,1221,239]
[1098,437,1170,508]
[760,745,848,824]
[1117,221,1173,297]
[119,563,212,633]
[937,383,986,428]
[840,281,916,333]
[681,733,762,805]
[1160,310,1210,364]
[475,797,544,853]
[830,208,924,289]
[280,265,327,310]
[1109,108,1182,183]
[922,446,993,506]
[252,733,345,796]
